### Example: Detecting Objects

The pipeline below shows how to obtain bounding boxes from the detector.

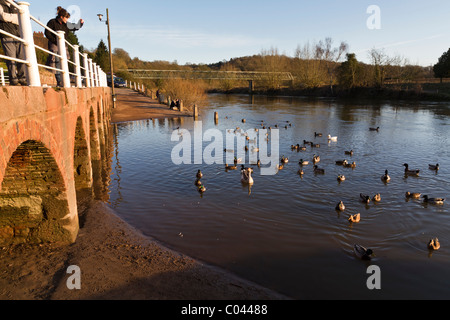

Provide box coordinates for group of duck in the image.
[193,119,445,260]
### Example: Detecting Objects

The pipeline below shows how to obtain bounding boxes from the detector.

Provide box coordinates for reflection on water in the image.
[107,94,450,299]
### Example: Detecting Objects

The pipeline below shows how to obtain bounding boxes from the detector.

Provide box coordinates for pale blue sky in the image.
[30,0,450,66]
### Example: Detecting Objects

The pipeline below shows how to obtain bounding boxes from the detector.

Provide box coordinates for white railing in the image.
[0,1,107,88]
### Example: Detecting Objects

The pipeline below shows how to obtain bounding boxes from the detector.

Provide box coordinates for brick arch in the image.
[73,117,93,211]
[0,140,73,245]
[0,120,64,191]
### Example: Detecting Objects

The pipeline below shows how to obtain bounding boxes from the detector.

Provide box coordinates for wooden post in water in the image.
[193,104,198,119]
[179,100,184,112]
[214,112,219,124]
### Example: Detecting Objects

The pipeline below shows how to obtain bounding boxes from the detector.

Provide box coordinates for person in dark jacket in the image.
[0,0,27,85]
[44,6,84,86]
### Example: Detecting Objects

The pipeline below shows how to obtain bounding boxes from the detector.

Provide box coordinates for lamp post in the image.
[98,9,116,108]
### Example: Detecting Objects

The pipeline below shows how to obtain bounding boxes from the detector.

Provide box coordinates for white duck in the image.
[328,134,338,141]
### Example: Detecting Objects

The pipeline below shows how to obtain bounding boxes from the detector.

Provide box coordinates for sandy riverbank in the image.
[0,88,289,300]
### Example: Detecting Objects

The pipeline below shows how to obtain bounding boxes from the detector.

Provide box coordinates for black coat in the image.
[45,17,83,45]
[0,2,20,39]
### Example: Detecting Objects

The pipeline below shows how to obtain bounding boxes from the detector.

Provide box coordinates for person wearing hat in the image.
[0,0,27,86]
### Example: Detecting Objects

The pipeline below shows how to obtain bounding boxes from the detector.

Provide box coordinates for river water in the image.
[107,94,450,299]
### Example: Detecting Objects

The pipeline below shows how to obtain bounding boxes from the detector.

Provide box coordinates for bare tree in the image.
[315,37,348,94]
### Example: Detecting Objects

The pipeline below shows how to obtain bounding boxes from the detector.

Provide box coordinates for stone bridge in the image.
[0,86,112,246]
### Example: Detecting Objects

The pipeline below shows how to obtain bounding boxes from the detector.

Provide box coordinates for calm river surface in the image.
[108,94,450,299]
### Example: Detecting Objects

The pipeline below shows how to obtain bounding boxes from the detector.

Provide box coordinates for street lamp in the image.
[98,9,116,108]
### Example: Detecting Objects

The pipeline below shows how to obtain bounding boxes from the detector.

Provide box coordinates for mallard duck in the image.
[354,244,374,260]
[194,179,202,186]
[299,159,309,166]
[327,134,337,141]
[348,213,361,223]
[312,154,320,163]
[303,140,312,145]
[372,193,381,202]
[196,170,203,179]
[344,161,356,168]
[403,163,420,176]
[310,142,320,148]
[336,201,345,211]
[428,238,441,250]
[241,167,254,185]
[405,192,421,199]
[225,164,237,170]
[337,175,346,182]
[198,184,206,193]
[345,150,354,156]
[422,195,445,204]
[291,144,298,150]
[369,126,380,131]
[429,163,439,171]
[314,165,325,174]
[298,145,307,151]
[335,159,348,166]
[234,157,242,164]
[257,159,261,167]
[277,164,284,170]
[360,193,371,204]
[298,169,304,176]
[381,170,391,182]
[281,156,289,163]
[314,132,323,137]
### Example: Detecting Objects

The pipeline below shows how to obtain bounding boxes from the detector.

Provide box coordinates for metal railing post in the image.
[83,53,91,87]
[73,45,82,87]
[92,62,97,87]
[17,2,41,86]
[56,30,70,87]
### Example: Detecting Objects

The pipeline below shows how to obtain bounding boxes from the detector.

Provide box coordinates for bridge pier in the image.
[0,86,112,246]
[249,80,254,94]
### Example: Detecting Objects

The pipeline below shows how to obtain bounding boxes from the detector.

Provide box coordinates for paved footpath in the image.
[111,87,190,123]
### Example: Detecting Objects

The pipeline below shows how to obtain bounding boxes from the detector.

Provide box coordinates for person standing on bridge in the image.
[0,0,27,86]
[44,6,84,87]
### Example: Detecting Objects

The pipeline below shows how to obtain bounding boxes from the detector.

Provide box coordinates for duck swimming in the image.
[343,161,356,168]
[225,163,237,170]
[381,170,391,182]
[360,193,371,204]
[335,159,348,166]
[345,150,354,156]
[313,165,325,174]
[312,154,320,163]
[422,195,445,204]
[348,213,361,223]
[403,163,420,176]
[336,201,345,211]
[372,193,381,202]
[299,159,309,166]
[197,184,206,193]
[196,170,203,179]
[429,163,439,171]
[354,244,374,260]
[428,238,440,250]
[405,192,421,199]
[337,175,346,182]
[327,134,338,141]
[241,167,254,185]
